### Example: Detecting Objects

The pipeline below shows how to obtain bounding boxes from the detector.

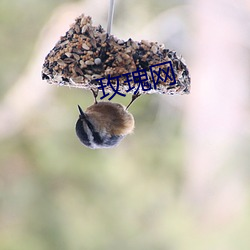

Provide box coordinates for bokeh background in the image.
[1,0,250,249]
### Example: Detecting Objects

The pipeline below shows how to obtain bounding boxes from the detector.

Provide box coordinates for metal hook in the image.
[107,0,115,34]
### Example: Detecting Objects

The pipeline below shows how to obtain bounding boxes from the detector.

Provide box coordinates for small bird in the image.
[75,91,139,149]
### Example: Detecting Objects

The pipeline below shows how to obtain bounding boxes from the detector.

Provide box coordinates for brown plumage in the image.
[75,101,135,149]
[85,102,134,135]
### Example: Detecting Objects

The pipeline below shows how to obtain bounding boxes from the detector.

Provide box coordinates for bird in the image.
[75,90,140,149]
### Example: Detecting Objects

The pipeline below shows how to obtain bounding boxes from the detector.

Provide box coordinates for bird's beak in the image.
[77,105,86,119]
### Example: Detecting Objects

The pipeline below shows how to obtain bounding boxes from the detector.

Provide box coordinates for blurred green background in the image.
[1,0,250,249]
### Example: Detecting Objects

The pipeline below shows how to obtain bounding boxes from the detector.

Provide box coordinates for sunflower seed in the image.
[92,74,102,79]
[75,24,80,34]
[82,43,90,50]
[72,76,84,83]
[73,53,80,60]
[63,58,75,64]
[151,45,158,54]
[85,60,94,65]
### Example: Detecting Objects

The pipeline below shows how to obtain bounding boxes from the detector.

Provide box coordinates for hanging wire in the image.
[107,0,115,34]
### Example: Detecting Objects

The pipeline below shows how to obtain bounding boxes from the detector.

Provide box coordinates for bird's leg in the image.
[91,89,99,104]
[126,93,141,110]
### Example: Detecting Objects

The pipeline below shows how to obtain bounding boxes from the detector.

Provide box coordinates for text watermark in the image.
[96,61,176,100]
